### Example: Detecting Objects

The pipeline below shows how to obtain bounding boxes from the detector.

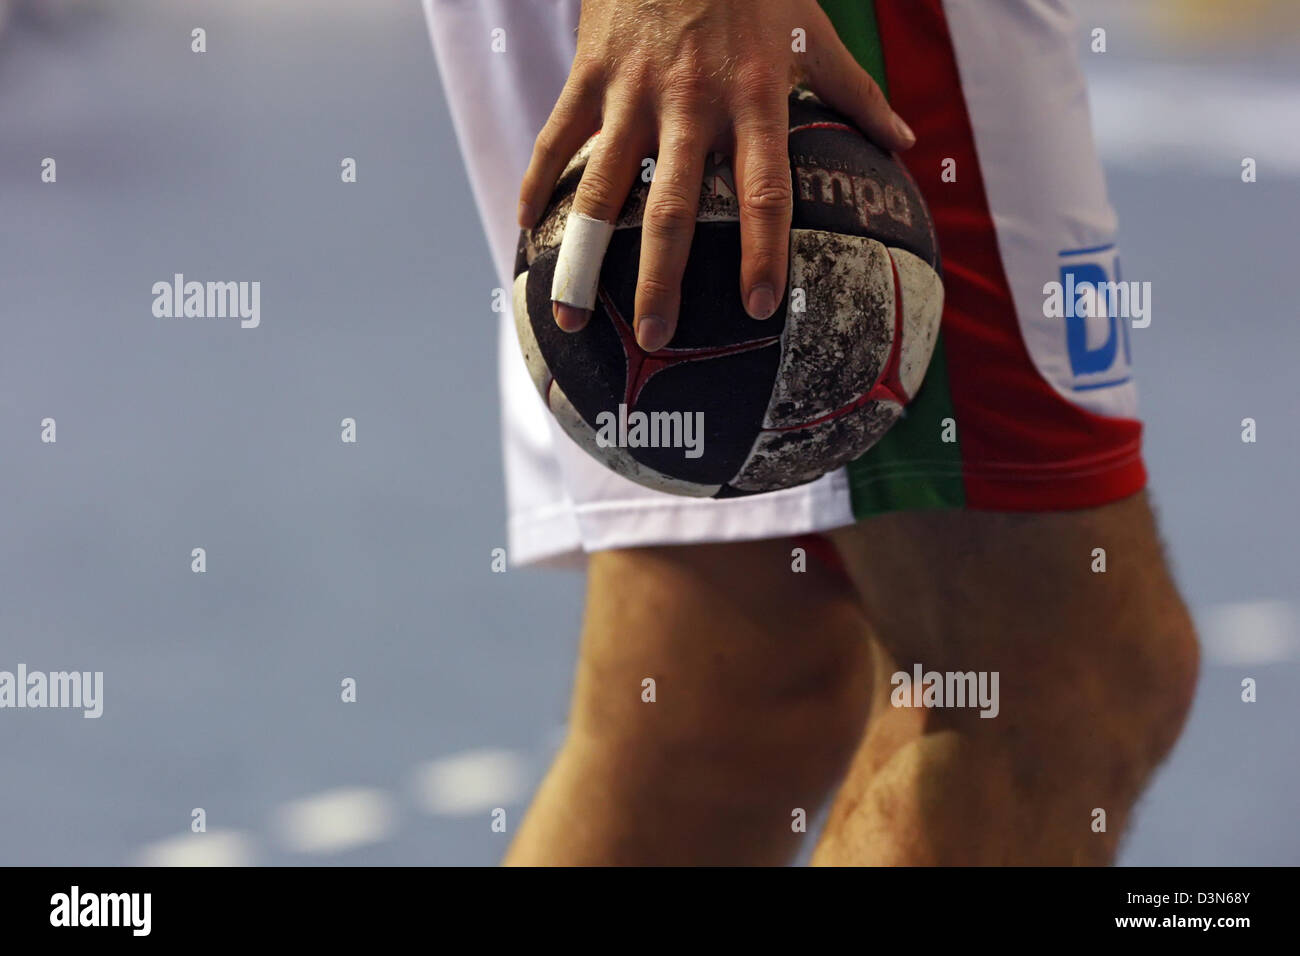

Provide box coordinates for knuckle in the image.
[574,167,623,219]
[733,63,784,101]
[567,53,606,92]
[741,173,793,221]
[635,274,678,305]
[613,48,654,80]
[660,66,716,106]
[643,192,699,237]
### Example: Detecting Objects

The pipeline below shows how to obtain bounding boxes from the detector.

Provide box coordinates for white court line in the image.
[1197,600,1298,665]
[133,829,258,867]
[411,748,529,816]
[273,786,396,854]
[129,593,1299,868]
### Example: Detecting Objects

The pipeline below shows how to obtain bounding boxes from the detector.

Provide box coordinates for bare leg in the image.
[811,491,1199,865]
[505,537,875,866]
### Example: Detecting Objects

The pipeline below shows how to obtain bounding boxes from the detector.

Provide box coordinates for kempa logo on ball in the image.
[794,158,915,230]
[594,405,705,459]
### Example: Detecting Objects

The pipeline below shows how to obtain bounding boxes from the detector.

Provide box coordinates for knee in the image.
[1010,594,1200,782]
[1116,600,1200,767]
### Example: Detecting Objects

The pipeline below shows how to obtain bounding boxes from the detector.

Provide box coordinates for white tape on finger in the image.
[551,211,615,311]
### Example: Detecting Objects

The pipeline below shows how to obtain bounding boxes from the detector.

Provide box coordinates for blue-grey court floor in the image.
[0,0,1295,865]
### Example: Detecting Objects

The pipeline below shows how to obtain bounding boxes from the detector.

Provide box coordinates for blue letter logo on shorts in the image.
[1059,244,1131,391]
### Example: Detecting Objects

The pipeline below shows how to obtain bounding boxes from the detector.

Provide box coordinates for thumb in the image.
[802,13,915,151]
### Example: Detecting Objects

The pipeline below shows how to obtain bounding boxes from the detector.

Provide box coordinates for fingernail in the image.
[747,284,777,320]
[635,315,669,351]
[892,114,916,149]
[553,302,589,332]
[518,199,538,226]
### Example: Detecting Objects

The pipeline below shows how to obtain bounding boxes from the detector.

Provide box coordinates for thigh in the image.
[568,536,874,778]
[508,535,878,865]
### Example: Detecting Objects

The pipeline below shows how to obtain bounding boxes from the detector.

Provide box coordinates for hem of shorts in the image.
[507,504,586,570]
[962,449,1148,511]
[507,453,1148,567]
[507,471,855,568]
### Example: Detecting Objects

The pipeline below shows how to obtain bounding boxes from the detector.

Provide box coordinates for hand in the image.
[518,0,915,352]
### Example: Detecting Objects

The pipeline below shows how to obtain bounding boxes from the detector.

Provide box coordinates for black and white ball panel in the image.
[728,232,940,494]
[522,225,785,488]
[513,90,944,498]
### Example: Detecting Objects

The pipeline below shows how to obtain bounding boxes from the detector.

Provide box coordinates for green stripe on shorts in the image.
[817,0,967,516]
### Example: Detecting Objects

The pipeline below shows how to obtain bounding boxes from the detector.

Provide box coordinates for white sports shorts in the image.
[422,0,1147,567]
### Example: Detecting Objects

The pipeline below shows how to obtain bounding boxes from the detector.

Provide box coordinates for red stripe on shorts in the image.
[873,0,1146,509]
